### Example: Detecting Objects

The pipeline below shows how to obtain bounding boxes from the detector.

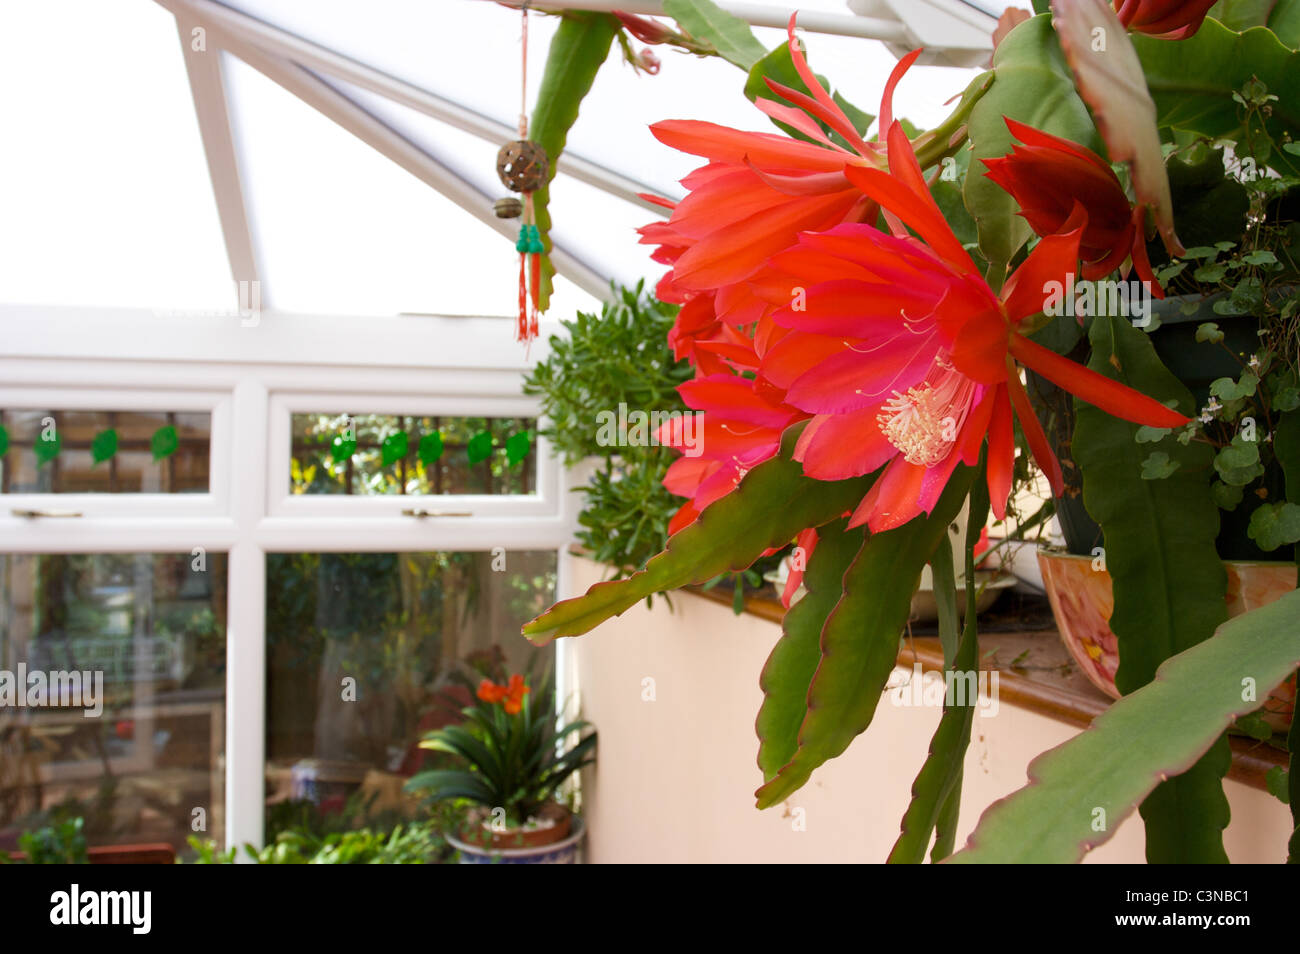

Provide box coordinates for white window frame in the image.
[0,304,584,854]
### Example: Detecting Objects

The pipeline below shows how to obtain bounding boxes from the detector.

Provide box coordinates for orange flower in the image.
[503,674,530,715]
[477,679,508,704]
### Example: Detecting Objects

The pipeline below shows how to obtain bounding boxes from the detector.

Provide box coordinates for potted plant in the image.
[403,671,595,864]
[516,0,1300,863]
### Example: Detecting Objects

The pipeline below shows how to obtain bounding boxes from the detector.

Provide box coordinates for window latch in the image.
[401,508,472,518]
[11,508,84,518]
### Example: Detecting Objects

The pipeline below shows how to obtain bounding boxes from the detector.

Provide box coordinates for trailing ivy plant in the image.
[523,281,691,583]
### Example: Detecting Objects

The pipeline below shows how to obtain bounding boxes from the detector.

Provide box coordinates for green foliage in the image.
[523,424,873,644]
[405,671,595,828]
[186,817,453,864]
[529,12,618,311]
[1074,314,1232,862]
[7,817,89,864]
[950,590,1300,863]
[744,43,872,147]
[755,518,865,781]
[663,0,766,69]
[889,474,989,864]
[964,14,1100,270]
[754,466,976,809]
[523,281,691,578]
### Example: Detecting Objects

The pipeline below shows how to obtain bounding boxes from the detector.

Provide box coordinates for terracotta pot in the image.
[448,804,583,864]
[1037,549,1296,731]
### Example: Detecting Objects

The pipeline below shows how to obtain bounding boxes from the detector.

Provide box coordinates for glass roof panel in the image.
[223,53,602,319]
[0,0,233,311]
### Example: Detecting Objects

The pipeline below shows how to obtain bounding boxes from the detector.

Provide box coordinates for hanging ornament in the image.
[496,2,549,346]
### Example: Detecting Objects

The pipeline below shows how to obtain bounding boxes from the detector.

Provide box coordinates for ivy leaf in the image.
[1210,373,1258,401]
[380,431,408,468]
[418,431,444,465]
[330,434,357,463]
[35,430,61,465]
[1274,386,1300,412]
[1195,322,1224,343]
[1247,501,1300,551]
[150,425,178,461]
[1234,710,1274,741]
[1140,451,1180,479]
[1215,438,1264,486]
[0,425,8,457]
[90,429,118,465]
[505,431,532,468]
[467,431,493,465]
[1135,425,1170,443]
[1211,480,1244,511]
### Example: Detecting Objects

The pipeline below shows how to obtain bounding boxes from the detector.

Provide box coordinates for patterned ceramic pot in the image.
[1037,549,1296,731]
[448,814,584,864]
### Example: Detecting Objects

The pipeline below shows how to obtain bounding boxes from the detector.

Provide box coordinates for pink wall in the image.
[568,556,1292,864]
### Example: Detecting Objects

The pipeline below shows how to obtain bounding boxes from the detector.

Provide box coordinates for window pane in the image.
[265,550,555,835]
[290,413,535,496]
[0,409,211,494]
[0,552,227,855]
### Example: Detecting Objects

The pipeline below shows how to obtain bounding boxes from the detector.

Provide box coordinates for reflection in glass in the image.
[290,413,535,496]
[264,550,555,837]
[0,409,211,494]
[0,553,226,854]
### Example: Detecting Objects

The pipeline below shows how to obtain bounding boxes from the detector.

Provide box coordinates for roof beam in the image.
[485,0,910,43]
[206,26,613,302]
[170,3,263,305]
[166,0,674,214]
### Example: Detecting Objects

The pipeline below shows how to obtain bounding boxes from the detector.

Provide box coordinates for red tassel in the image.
[528,252,542,341]
[517,252,528,342]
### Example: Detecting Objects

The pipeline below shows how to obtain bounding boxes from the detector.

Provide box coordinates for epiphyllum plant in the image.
[524,0,1300,864]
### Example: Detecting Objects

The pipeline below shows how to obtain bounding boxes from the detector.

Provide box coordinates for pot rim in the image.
[1035,544,1296,569]
[447,813,585,858]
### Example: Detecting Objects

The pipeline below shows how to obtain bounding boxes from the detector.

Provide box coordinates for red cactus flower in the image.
[760,121,1189,532]
[642,16,919,300]
[656,370,808,535]
[1112,0,1217,39]
[980,118,1162,292]
[614,11,676,46]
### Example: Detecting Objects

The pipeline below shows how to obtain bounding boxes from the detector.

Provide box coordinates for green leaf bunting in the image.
[380,431,408,468]
[418,431,444,466]
[35,428,61,465]
[505,431,531,468]
[330,432,356,463]
[949,589,1300,863]
[150,425,178,462]
[466,431,493,465]
[90,429,118,465]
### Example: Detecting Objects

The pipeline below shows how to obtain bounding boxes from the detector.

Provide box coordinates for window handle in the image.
[11,508,84,518]
[401,508,472,518]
